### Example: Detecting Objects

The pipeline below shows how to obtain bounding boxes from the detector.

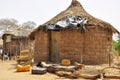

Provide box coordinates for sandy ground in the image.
[0,60,71,80]
[0,59,120,80]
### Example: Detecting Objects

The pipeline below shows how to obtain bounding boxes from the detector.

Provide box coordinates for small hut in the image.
[2,29,31,58]
[30,0,119,64]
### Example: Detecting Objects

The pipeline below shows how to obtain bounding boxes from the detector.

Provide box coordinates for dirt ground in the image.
[0,60,71,80]
[0,58,120,80]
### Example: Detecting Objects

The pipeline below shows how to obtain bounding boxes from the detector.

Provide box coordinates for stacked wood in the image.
[74,62,85,70]
[56,71,120,79]
[101,66,120,79]
[37,62,57,73]
[56,71,73,78]
[55,66,120,79]
[73,72,100,79]
[47,66,56,73]
[104,75,120,79]
[16,49,32,65]
[35,62,120,79]
[37,62,52,67]
[17,56,32,65]
[44,65,75,73]
[37,62,75,73]
[55,66,75,72]
[20,50,29,55]
[56,71,100,79]
[101,66,120,73]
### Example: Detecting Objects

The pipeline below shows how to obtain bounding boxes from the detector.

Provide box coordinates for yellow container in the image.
[17,65,30,72]
[61,59,71,66]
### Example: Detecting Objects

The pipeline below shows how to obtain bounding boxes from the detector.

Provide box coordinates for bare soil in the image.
[0,58,120,80]
[0,60,71,80]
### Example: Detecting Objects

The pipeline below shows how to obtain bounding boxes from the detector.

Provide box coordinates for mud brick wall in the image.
[4,38,30,56]
[34,26,113,64]
[83,26,112,64]
[59,26,112,64]
[10,40,17,54]
[3,38,17,54]
[60,29,84,64]
[34,30,49,63]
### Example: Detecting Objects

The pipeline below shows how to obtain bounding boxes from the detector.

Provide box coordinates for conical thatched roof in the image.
[30,0,119,38]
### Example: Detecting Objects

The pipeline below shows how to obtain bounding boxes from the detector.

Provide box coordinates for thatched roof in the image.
[2,28,31,39]
[30,0,119,38]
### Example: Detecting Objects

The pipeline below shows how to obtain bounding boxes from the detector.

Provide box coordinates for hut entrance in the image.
[49,31,60,63]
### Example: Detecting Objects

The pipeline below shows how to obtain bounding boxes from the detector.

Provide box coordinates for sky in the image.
[0,0,120,33]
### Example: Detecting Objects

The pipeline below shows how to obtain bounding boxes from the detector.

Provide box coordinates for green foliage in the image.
[112,40,117,50]
[112,35,120,56]
[115,35,120,49]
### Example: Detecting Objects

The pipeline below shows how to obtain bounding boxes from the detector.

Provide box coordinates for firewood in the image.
[101,66,120,73]
[104,75,120,79]
[56,65,75,72]
[56,71,100,79]
[56,71,73,78]
[74,62,85,70]
[100,66,120,79]
[77,74,100,79]
[47,66,57,73]
[37,61,51,68]
[56,70,120,79]
[72,71,100,79]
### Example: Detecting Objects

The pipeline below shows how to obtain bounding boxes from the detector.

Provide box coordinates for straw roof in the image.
[2,28,31,39]
[30,0,119,38]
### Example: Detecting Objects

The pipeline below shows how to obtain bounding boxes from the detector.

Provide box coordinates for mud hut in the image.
[2,29,31,58]
[30,0,119,64]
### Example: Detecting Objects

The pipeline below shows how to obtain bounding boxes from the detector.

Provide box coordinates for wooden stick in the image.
[101,66,120,73]
[104,75,120,79]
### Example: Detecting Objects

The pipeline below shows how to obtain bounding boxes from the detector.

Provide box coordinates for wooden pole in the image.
[108,53,111,66]
[81,32,85,64]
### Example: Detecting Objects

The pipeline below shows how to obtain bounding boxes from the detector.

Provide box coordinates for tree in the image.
[0,18,19,31]
[113,35,120,56]
[0,18,19,37]
[20,21,36,31]
[112,40,117,50]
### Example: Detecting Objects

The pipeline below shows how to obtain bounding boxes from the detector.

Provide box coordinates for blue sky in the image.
[0,0,120,32]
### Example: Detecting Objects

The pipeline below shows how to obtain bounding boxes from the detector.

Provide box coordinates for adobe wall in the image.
[4,39,30,55]
[84,26,112,64]
[34,30,49,63]
[60,29,84,63]
[34,26,113,64]
[59,26,112,64]
[3,39,17,54]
